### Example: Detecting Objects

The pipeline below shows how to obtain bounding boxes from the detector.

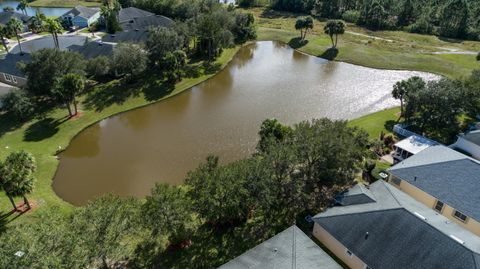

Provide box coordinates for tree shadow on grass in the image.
[23,116,69,142]
[319,48,339,60]
[384,120,397,132]
[203,62,222,75]
[288,37,309,49]
[438,36,464,44]
[141,77,176,102]
[260,8,301,19]
[0,112,24,138]
[83,79,142,112]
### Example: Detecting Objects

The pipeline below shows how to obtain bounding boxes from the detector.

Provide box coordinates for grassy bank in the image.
[250,8,480,78]
[348,107,400,139]
[0,47,240,217]
[29,0,100,7]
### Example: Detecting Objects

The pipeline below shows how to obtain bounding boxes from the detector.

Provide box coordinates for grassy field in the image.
[29,0,100,7]
[249,8,480,78]
[0,47,240,217]
[348,107,400,139]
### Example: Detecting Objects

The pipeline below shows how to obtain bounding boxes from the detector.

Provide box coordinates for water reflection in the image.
[53,41,439,205]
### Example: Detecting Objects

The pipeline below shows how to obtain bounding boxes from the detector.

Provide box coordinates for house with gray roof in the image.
[118,7,154,23]
[387,145,480,237]
[61,6,100,28]
[0,53,30,87]
[313,180,480,269]
[0,11,31,32]
[451,129,480,160]
[68,40,116,59]
[219,225,342,269]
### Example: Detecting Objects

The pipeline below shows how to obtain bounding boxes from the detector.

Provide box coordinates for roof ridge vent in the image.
[413,212,427,221]
[449,235,465,245]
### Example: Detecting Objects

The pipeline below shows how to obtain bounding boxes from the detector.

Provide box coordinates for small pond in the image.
[53,41,439,205]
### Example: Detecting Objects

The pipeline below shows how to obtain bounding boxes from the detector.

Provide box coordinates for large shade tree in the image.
[112,43,148,82]
[55,73,85,117]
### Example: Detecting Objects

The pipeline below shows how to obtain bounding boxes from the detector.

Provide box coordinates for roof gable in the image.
[118,7,154,22]
[0,11,31,25]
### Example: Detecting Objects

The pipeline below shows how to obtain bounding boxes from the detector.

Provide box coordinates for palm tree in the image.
[7,17,24,55]
[324,20,345,48]
[0,25,9,54]
[16,0,29,16]
[45,18,62,49]
[29,11,46,33]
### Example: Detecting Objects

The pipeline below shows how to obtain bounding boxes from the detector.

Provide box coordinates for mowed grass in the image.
[0,47,240,218]
[248,7,480,78]
[29,0,100,7]
[348,107,400,139]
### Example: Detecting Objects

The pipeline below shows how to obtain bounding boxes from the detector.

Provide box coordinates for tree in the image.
[72,195,141,269]
[393,76,426,121]
[44,18,62,49]
[55,73,85,117]
[397,0,415,26]
[86,56,111,79]
[7,17,24,55]
[0,89,35,120]
[295,16,314,40]
[0,25,9,53]
[29,11,46,34]
[162,50,187,82]
[142,184,193,244]
[324,20,345,48]
[20,49,86,97]
[196,9,234,59]
[439,0,469,38]
[0,151,36,211]
[112,43,148,82]
[231,12,256,44]
[477,52,480,61]
[146,27,183,67]
[257,118,292,153]
[16,0,29,16]
[360,0,388,30]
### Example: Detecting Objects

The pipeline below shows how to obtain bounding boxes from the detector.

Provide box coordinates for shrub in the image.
[342,10,360,23]
[0,89,35,120]
[407,17,434,35]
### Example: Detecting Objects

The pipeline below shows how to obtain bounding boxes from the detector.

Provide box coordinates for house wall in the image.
[72,16,89,28]
[388,176,480,236]
[313,223,368,269]
[87,12,100,26]
[0,72,26,87]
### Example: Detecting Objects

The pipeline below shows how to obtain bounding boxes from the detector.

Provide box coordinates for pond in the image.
[0,1,70,17]
[53,41,439,205]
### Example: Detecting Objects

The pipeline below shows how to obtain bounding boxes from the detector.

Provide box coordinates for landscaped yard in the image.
[29,0,100,7]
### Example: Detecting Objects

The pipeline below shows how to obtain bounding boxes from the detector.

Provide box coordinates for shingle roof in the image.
[61,6,100,19]
[0,11,31,25]
[101,29,150,43]
[388,145,480,221]
[101,15,173,43]
[118,7,154,22]
[460,130,480,146]
[68,41,115,59]
[0,53,30,77]
[315,208,480,269]
[335,184,376,206]
[218,225,342,269]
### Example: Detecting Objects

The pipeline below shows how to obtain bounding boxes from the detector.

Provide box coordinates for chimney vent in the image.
[364,232,369,240]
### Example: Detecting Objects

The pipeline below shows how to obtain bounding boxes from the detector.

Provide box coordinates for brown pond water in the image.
[53,41,438,205]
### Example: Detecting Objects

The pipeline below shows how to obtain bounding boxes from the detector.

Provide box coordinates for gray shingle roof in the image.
[0,53,30,77]
[0,11,31,25]
[315,208,480,269]
[101,15,173,44]
[68,41,115,59]
[388,145,480,221]
[219,225,342,269]
[335,184,376,206]
[118,7,154,22]
[61,6,100,19]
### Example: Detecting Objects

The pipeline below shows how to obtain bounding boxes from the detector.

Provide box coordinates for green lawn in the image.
[348,107,400,139]
[249,7,480,78]
[0,47,240,218]
[29,0,100,7]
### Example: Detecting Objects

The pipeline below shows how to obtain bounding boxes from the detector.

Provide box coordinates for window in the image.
[12,76,17,84]
[434,200,444,213]
[3,73,12,82]
[453,210,468,222]
[345,249,353,257]
[391,177,401,186]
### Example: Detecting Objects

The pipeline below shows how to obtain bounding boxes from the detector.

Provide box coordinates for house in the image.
[0,53,30,87]
[0,11,31,32]
[450,129,480,160]
[388,145,480,236]
[392,134,438,163]
[219,225,341,269]
[68,40,116,59]
[313,180,480,269]
[102,7,173,43]
[61,6,100,28]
